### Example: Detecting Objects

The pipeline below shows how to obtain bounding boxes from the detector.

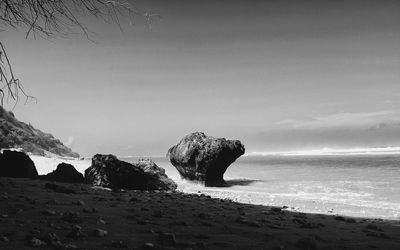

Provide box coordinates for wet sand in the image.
[0,177,399,250]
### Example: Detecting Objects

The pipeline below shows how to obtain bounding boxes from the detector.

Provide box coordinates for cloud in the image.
[276,111,399,130]
[64,136,74,147]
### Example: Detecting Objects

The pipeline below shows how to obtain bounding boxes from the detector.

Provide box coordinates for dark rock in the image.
[167,132,245,186]
[0,150,38,178]
[84,154,177,190]
[37,163,84,183]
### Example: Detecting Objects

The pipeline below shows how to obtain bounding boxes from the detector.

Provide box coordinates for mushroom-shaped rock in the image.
[0,150,38,178]
[84,154,177,191]
[167,132,245,187]
[38,163,84,183]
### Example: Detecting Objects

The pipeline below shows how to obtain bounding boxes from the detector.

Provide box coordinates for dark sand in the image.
[0,177,399,250]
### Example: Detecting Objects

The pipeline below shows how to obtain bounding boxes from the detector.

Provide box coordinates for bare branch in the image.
[0,0,159,107]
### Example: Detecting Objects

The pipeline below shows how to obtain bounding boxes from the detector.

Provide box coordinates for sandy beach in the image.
[1,177,400,250]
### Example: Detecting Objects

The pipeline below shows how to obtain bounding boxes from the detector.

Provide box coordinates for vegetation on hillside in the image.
[0,106,79,157]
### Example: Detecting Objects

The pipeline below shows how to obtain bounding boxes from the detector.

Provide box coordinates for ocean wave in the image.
[246,146,400,156]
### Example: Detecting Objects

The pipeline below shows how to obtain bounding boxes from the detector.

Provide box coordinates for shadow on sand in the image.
[224,179,260,187]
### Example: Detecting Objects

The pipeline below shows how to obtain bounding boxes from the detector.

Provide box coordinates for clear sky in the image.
[1,0,400,157]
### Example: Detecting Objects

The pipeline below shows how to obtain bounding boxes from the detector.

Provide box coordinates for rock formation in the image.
[167,132,245,186]
[0,150,38,178]
[84,154,177,191]
[0,106,79,158]
[38,163,84,183]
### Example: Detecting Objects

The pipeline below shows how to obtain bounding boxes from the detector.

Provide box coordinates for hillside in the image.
[0,106,79,158]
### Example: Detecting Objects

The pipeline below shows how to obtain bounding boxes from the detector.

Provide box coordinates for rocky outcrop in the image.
[38,163,84,183]
[0,150,38,178]
[84,154,177,191]
[167,132,245,187]
[0,106,79,158]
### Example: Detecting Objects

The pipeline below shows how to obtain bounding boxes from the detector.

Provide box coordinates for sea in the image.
[123,153,400,220]
[33,150,400,220]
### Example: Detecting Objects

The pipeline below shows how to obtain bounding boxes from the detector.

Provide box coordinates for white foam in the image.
[30,155,91,175]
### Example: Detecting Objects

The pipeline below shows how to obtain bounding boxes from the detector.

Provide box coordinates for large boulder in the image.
[167,132,245,187]
[38,163,84,183]
[0,150,38,178]
[84,154,177,191]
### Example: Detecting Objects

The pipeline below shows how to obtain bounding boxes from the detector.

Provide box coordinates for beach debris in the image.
[84,154,177,190]
[45,183,76,194]
[0,150,38,178]
[37,163,84,183]
[167,132,245,186]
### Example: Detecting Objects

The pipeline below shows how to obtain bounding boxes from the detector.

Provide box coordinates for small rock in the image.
[0,235,9,242]
[42,209,57,216]
[94,229,108,237]
[72,200,85,206]
[28,237,47,247]
[97,218,106,225]
[142,242,155,249]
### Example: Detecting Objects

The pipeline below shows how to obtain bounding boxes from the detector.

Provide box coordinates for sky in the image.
[1,0,400,157]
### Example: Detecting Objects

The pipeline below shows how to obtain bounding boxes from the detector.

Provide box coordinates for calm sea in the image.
[124,154,400,220]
